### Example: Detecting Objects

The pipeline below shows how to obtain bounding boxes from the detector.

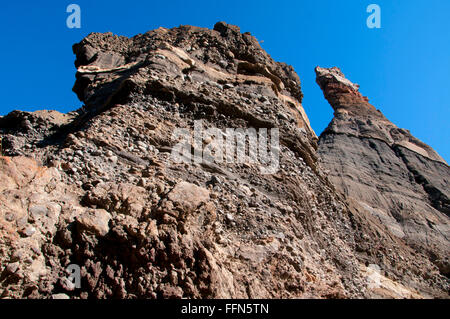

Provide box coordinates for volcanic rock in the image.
[316,66,450,278]
[0,24,448,299]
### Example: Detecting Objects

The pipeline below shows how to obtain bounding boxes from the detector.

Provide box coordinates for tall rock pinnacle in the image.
[316,66,446,164]
[315,66,374,114]
[316,66,450,279]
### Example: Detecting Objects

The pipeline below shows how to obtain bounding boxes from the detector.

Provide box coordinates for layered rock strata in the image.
[0,24,448,299]
[316,66,450,278]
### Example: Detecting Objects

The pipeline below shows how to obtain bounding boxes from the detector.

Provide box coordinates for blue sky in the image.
[0,0,449,161]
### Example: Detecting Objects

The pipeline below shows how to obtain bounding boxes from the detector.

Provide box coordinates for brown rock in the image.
[167,181,210,213]
[76,209,111,236]
[0,23,447,300]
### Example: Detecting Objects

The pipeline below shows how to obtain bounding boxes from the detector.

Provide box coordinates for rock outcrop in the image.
[0,23,448,299]
[316,66,450,278]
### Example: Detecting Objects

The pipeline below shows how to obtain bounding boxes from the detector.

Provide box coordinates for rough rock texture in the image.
[0,23,448,299]
[316,66,450,279]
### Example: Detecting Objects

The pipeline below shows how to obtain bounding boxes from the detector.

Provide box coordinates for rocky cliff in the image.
[0,23,448,299]
[316,66,450,278]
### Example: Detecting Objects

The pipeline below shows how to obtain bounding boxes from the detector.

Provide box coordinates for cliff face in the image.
[0,23,448,299]
[316,66,450,277]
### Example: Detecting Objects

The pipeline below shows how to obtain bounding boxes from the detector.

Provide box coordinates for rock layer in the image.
[316,66,450,277]
[0,24,448,299]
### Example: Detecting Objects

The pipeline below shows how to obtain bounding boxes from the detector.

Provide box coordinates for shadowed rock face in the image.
[316,66,450,277]
[0,24,449,299]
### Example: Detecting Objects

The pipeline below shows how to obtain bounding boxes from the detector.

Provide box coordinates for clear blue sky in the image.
[1,1,449,161]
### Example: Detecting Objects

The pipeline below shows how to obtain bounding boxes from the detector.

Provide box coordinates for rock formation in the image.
[0,23,448,299]
[316,66,450,278]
